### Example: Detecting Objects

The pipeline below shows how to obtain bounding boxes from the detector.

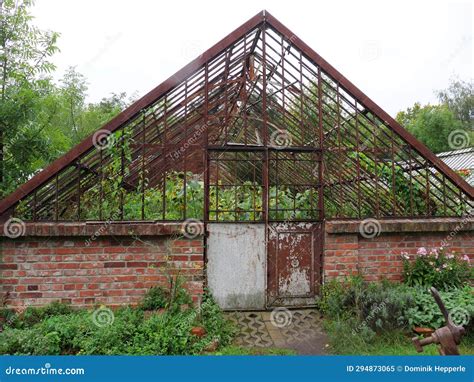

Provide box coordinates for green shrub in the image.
[317,277,414,333]
[19,301,74,328]
[0,328,62,355]
[404,285,474,330]
[199,292,235,346]
[317,277,352,319]
[0,291,234,355]
[77,307,145,355]
[129,310,201,355]
[168,276,193,312]
[0,307,17,328]
[320,276,474,355]
[402,247,472,289]
[139,286,169,311]
[139,277,193,312]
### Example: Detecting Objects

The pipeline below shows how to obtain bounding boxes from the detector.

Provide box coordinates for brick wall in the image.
[2,219,473,308]
[0,223,204,308]
[324,218,474,282]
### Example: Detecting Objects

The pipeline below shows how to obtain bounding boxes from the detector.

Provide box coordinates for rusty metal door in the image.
[267,222,323,308]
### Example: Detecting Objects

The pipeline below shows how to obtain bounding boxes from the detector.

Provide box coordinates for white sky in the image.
[32,0,473,116]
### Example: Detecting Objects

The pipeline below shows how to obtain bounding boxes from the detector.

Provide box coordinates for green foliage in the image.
[402,247,472,289]
[320,276,474,355]
[396,102,470,153]
[0,327,62,355]
[436,77,474,129]
[0,3,129,198]
[324,322,474,355]
[139,286,169,311]
[199,292,235,346]
[404,285,474,330]
[76,161,322,221]
[0,0,60,196]
[0,289,234,355]
[317,277,414,333]
[356,152,429,215]
[17,301,73,328]
[139,277,193,312]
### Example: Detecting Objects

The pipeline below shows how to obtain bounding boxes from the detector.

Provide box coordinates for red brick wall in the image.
[0,233,204,308]
[2,219,473,308]
[324,219,474,282]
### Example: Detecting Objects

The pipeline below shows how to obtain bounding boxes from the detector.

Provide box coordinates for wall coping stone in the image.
[0,222,199,237]
[326,217,474,234]
[2,218,472,237]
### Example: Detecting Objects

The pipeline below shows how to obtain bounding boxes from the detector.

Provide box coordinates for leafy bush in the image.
[402,247,472,289]
[199,292,235,346]
[317,276,414,333]
[319,276,474,355]
[404,285,474,330]
[139,277,193,312]
[139,286,169,311]
[19,301,74,328]
[77,307,146,355]
[0,289,234,355]
[0,327,62,355]
[0,307,17,328]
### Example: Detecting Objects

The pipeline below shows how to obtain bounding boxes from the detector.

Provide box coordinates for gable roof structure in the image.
[0,10,472,221]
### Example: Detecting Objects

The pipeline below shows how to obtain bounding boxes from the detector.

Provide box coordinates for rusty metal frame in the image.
[0,10,472,222]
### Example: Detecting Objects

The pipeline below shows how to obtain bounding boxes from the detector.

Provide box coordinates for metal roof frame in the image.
[0,10,472,219]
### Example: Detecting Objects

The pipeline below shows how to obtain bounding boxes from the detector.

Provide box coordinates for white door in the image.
[206,223,266,310]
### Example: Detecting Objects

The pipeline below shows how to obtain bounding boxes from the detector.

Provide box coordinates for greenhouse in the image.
[1,10,472,311]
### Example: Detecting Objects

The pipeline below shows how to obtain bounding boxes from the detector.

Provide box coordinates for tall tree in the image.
[437,77,474,129]
[0,0,59,195]
[396,102,470,153]
[60,66,87,142]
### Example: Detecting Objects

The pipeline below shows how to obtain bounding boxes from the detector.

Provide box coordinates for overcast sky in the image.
[32,0,472,116]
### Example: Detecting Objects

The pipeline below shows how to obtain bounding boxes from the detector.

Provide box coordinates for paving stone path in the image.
[225,309,329,355]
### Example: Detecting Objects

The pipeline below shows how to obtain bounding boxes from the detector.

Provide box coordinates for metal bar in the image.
[204,63,210,223]
[0,13,266,216]
[141,114,146,220]
[264,11,473,200]
[317,67,325,220]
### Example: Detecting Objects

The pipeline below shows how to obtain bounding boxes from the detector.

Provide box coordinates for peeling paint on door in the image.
[267,222,322,307]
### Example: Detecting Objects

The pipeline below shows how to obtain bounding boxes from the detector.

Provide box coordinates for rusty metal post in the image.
[412,287,466,355]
